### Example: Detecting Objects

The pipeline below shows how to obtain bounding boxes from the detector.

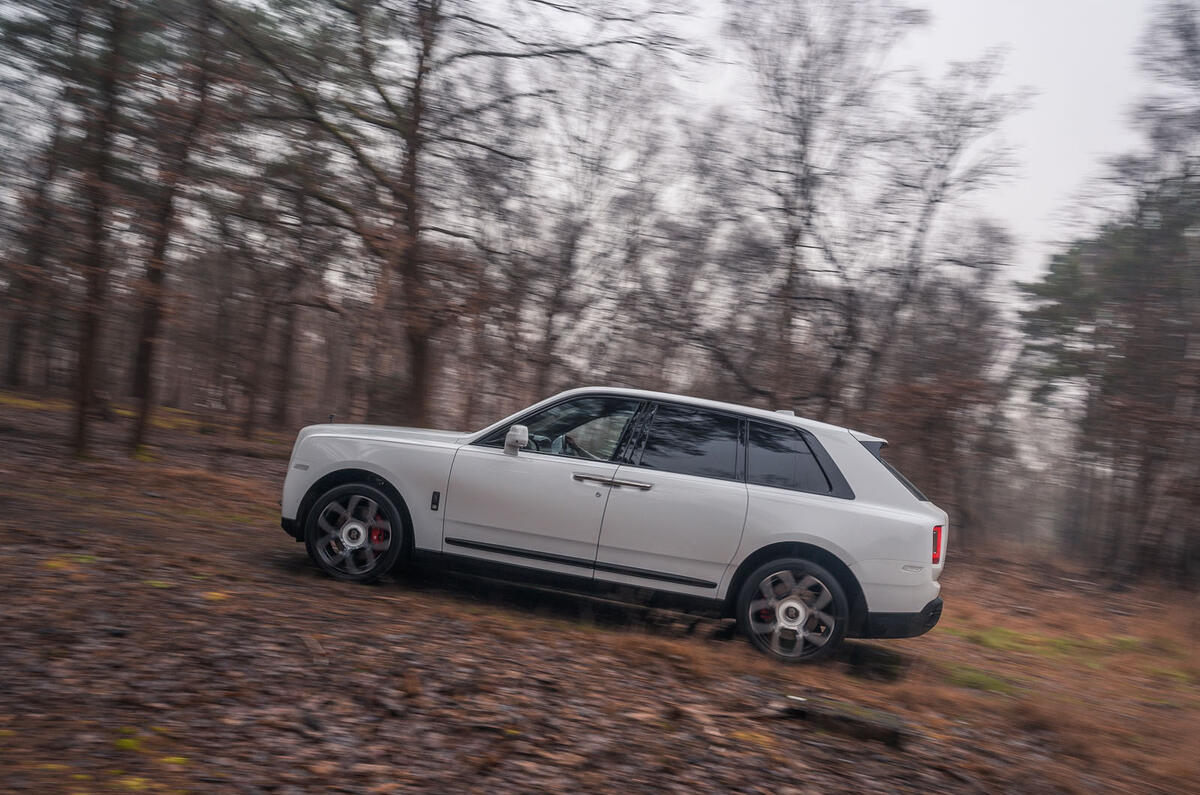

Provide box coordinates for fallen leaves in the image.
[0,408,1196,793]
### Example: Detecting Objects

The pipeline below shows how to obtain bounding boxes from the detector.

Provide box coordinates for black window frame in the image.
[763,420,855,500]
[620,402,854,499]
[474,395,646,463]
[745,420,835,496]
[476,395,856,500]
[626,401,745,483]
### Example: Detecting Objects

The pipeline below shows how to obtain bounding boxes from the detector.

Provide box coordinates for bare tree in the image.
[129,0,216,451]
[74,0,126,455]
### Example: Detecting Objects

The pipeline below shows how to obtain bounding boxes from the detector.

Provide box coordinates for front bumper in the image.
[860,597,943,639]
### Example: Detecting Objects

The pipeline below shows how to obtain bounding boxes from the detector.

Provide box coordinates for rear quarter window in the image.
[747,422,832,494]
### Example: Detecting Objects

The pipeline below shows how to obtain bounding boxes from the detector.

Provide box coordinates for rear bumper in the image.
[860,597,943,639]
[281,517,303,541]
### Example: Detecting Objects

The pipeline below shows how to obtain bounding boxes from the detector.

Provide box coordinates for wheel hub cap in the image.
[777,597,808,630]
[339,520,368,549]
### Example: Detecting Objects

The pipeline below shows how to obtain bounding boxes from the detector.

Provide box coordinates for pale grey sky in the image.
[899,0,1154,281]
[684,0,1157,284]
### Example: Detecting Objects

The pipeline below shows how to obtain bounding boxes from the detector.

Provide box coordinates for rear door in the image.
[594,402,749,594]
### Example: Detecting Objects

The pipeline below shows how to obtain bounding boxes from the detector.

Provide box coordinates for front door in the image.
[595,402,749,595]
[442,395,641,578]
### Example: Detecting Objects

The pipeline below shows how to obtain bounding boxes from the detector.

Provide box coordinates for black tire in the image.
[736,557,848,662]
[303,482,406,583]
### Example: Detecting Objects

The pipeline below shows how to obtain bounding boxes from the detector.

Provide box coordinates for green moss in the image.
[953,625,1135,662]
[1112,635,1141,653]
[1147,666,1194,686]
[114,737,142,752]
[962,626,1031,652]
[115,776,150,790]
[1147,636,1185,657]
[946,664,1018,695]
[0,392,72,412]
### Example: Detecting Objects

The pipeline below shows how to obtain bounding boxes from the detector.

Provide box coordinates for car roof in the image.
[551,386,863,438]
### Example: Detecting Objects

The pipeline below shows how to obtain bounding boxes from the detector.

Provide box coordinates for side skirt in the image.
[409,548,726,617]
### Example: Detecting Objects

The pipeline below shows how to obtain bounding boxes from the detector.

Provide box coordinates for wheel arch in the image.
[297,468,415,558]
[724,541,868,635]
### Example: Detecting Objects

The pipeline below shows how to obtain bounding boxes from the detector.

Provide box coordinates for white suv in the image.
[280,387,947,661]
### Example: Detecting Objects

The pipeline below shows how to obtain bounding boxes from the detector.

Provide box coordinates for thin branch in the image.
[347,0,409,126]
[434,36,657,69]
[431,134,529,161]
[214,6,398,198]
[442,88,557,123]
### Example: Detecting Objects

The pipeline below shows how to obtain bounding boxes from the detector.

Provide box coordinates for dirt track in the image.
[0,397,1197,793]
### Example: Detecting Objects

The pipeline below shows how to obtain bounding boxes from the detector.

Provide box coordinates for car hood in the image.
[297,424,471,446]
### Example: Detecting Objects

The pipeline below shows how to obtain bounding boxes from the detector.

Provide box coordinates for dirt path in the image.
[1,397,1196,793]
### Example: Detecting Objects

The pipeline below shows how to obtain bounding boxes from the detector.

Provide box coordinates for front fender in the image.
[282,431,459,552]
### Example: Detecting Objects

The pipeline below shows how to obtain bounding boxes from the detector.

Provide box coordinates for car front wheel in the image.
[304,483,405,583]
[737,558,848,662]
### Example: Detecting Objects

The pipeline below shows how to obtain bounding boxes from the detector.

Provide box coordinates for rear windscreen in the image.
[860,441,929,501]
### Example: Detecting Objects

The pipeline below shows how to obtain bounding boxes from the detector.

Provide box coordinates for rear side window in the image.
[747,422,832,494]
[638,404,739,480]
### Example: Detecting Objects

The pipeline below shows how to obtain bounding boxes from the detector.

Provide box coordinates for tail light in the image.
[932,525,943,564]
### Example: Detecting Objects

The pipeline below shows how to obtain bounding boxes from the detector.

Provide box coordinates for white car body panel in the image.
[284,425,465,551]
[595,467,749,596]
[442,444,616,567]
[281,387,949,630]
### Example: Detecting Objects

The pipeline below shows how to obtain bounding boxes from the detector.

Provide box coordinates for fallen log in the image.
[770,694,908,748]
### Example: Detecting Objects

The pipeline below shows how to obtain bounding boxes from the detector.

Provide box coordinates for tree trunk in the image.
[274,299,299,429]
[273,194,308,430]
[531,279,568,401]
[394,0,438,427]
[74,1,125,456]
[858,194,942,414]
[130,0,212,452]
[5,284,31,388]
[241,306,272,440]
[349,266,392,422]
[404,327,433,428]
[8,107,67,388]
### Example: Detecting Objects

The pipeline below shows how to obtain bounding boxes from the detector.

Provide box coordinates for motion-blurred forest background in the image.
[1,0,1197,583]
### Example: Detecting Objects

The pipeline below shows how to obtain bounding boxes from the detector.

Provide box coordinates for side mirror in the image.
[503,424,529,456]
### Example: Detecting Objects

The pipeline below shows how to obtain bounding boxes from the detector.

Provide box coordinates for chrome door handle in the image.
[610,478,653,491]
[572,473,614,486]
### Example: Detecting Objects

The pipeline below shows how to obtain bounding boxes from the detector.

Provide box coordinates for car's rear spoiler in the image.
[848,429,929,501]
[848,429,887,447]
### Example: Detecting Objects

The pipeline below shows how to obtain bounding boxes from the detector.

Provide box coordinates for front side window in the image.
[638,404,739,479]
[486,396,639,461]
[747,422,831,494]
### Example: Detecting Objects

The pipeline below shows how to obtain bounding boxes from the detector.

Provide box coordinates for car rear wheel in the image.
[736,558,848,662]
[304,483,405,583]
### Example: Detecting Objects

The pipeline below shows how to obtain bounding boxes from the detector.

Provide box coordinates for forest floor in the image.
[0,393,1197,794]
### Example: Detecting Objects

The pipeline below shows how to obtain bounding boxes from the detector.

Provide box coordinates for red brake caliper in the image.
[369,513,386,545]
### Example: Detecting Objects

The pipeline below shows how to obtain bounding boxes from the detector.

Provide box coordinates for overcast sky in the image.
[685,1,1158,284]
[900,0,1155,281]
